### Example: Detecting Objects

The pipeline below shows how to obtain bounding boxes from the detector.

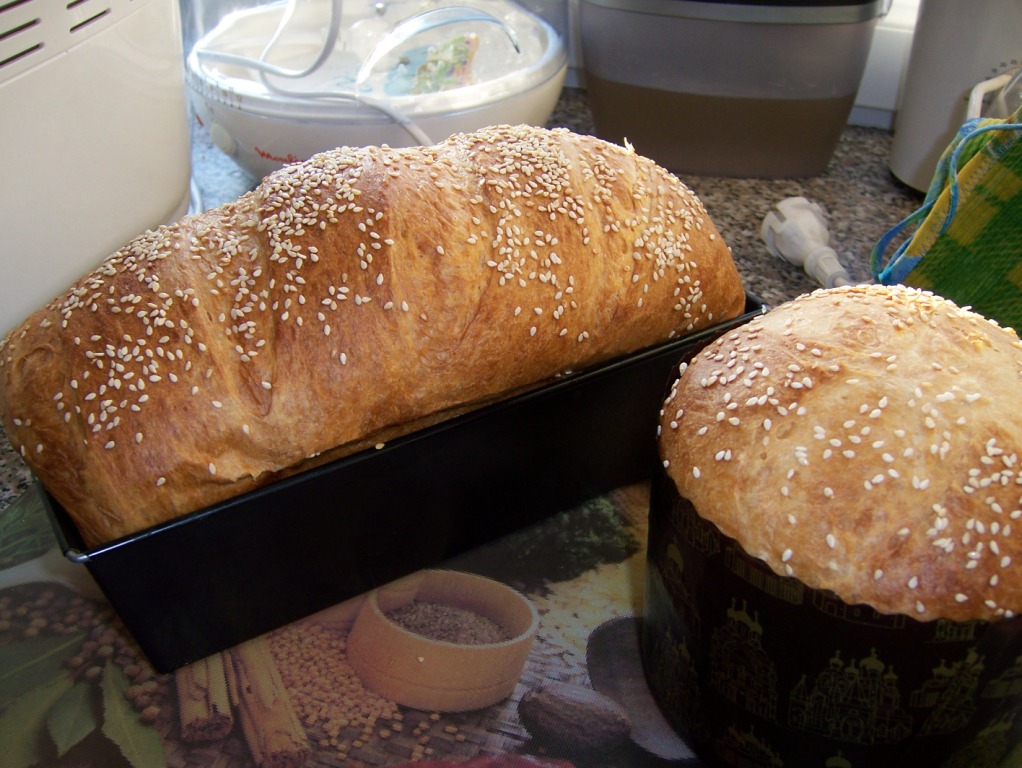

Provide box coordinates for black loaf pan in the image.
[47,293,765,672]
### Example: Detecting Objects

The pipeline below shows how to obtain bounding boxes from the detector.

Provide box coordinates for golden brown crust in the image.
[659,283,1022,622]
[0,125,744,546]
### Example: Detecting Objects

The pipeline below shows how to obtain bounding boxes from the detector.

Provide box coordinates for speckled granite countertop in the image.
[0,87,923,517]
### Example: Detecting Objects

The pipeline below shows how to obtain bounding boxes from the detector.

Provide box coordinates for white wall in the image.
[849,0,921,128]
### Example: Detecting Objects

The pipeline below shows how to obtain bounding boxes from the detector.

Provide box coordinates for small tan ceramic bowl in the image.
[346,569,539,712]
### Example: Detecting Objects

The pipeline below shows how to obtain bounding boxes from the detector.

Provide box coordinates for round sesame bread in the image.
[659,283,1022,622]
[0,124,744,546]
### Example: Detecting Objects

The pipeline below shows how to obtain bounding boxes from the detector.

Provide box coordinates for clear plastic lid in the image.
[184,0,568,121]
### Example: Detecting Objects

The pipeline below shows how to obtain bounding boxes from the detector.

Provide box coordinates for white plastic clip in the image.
[761,197,853,289]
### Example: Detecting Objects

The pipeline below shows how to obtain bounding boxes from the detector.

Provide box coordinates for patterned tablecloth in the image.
[0,481,700,768]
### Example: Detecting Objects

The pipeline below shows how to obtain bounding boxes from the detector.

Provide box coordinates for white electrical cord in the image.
[195,0,346,81]
[967,65,1022,120]
[761,197,855,289]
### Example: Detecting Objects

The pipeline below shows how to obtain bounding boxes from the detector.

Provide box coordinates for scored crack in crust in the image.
[0,125,745,546]
[659,283,1022,623]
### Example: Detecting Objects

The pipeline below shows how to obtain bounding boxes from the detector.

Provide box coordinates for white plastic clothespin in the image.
[760,197,854,289]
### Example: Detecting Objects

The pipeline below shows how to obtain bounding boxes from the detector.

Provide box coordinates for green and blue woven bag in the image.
[871,106,1022,332]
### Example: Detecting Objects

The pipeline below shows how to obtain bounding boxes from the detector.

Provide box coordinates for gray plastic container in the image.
[580,0,887,178]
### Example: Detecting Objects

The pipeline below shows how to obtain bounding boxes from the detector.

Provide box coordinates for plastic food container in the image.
[579,0,887,178]
[184,0,568,179]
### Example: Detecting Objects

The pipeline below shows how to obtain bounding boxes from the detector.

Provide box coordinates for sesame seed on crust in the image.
[0,125,745,547]
[660,283,1022,622]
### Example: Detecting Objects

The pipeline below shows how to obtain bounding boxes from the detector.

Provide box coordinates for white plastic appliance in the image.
[184,0,568,180]
[0,0,192,338]
[889,0,1022,191]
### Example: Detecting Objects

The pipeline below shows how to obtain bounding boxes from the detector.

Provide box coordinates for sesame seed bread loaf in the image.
[659,284,1022,623]
[0,125,744,546]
